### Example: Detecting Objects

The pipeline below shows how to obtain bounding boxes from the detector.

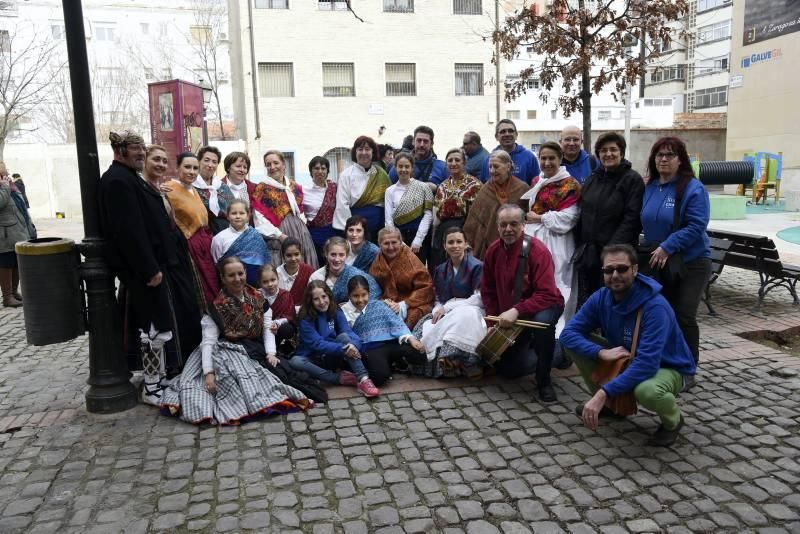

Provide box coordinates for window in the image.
[454,0,481,15]
[697,21,731,43]
[94,25,116,41]
[653,38,671,53]
[527,110,537,120]
[144,68,155,81]
[258,62,294,97]
[190,25,212,45]
[650,65,685,83]
[598,110,611,120]
[322,63,355,97]
[283,152,296,181]
[0,30,9,54]
[384,0,413,13]
[526,78,540,90]
[643,98,673,107]
[324,147,352,182]
[161,67,173,80]
[695,86,727,108]
[385,63,416,96]
[697,56,729,75]
[506,110,520,120]
[455,63,483,96]
[255,0,288,8]
[550,109,557,119]
[140,23,149,35]
[698,0,731,12]
[51,24,65,40]
[97,68,123,91]
[319,0,348,10]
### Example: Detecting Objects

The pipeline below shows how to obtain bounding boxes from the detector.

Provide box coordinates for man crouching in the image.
[560,244,696,447]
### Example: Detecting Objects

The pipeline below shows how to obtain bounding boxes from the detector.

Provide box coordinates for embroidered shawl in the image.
[353,166,391,208]
[307,182,338,228]
[369,244,435,328]
[433,253,483,304]
[462,176,529,260]
[282,262,314,306]
[521,167,581,215]
[166,181,209,240]
[352,300,412,345]
[222,226,271,285]
[211,285,265,341]
[331,264,382,304]
[434,174,482,220]
[393,179,434,227]
[262,288,297,324]
[351,241,379,272]
[251,176,305,227]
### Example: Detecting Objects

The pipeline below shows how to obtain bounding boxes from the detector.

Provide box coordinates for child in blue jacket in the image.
[291,280,380,398]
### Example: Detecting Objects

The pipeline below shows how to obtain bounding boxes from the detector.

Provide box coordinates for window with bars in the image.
[650,65,685,83]
[255,0,288,8]
[190,25,212,45]
[697,20,731,43]
[94,25,116,41]
[322,63,355,97]
[319,0,348,10]
[695,86,727,108]
[51,24,65,40]
[385,63,416,96]
[697,56,729,75]
[0,30,9,54]
[597,110,611,120]
[454,0,481,15]
[526,78,540,90]
[506,110,520,120]
[643,98,673,107]
[284,152,296,181]
[527,110,537,120]
[384,0,413,13]
[258,63,294,97]
[550,109,557,119]
[455,63,483,96]
[324,147,352,182]
[698,0,731,12]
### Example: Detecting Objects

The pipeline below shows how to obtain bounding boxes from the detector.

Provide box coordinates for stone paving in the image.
[0,266,798,533]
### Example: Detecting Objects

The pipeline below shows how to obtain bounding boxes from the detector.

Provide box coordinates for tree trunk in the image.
[214,91,226,140]
[0,138,5,161]
[581,68,592,152]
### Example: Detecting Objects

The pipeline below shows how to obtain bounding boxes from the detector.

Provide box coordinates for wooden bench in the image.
[703,236,733,314]
[706,229,800,309]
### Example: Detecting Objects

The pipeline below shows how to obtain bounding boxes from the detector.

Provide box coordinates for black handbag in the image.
[638,180,690,283]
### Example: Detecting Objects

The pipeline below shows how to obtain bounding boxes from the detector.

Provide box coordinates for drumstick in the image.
[484,316,549,329]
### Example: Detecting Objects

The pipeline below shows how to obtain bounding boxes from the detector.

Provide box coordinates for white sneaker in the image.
[140,382,163,407]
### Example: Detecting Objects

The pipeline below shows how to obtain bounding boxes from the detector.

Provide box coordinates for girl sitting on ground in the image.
[276,237,314,307]
[309,236,382,304]
[291,281,380,398]
[259,264,297,357]
[211,200,271,286]
[342,276,426,387]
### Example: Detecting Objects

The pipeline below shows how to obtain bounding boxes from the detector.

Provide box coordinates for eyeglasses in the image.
[601,265,631,275]
[656,152,677,161]
[497,129,516,135]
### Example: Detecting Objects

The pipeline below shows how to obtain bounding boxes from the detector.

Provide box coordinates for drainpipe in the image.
[247,0,261,139]
[495,0,501,124]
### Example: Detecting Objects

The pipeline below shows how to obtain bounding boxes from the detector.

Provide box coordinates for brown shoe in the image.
[2,296,22,308]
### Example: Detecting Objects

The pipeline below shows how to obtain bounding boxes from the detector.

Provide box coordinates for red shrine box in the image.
[148,80,206,179]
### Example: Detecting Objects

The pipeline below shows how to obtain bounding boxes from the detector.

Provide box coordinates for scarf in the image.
[307,181,337,228]
[521,167,580,214]
[193,175,222,216]
[491,176,513,204]
[393,179,433,227]
[225,178,250,202]
[353,165,391,208]
[351,300,412,345]
[253,174,307,226]
[211,286,265,341]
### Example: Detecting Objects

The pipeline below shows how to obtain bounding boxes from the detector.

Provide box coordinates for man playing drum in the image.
[560,244,696,447]
[480,204,564,402]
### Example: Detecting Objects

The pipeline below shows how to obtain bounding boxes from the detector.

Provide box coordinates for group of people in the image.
[0,165,34,308]
[98,120,710,446]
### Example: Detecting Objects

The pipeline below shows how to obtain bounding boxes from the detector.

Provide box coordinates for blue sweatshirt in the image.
[560,274,695,398]
[389,155,448,185]
[465,145,489,178]
[641,177,710,263]
[296,308,362,360]
[563,149,597,184]
[480,144,541,184]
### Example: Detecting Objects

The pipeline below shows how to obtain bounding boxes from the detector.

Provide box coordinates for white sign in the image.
[729,75,744,88]
[368,103,384,115]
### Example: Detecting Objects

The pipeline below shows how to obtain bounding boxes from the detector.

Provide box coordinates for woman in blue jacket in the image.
[291,280,380,397]
[639,137,710,363]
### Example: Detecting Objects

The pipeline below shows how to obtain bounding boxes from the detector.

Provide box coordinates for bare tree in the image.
[0,26,65,158]
[494,0,687,149]
[188,0,228,140]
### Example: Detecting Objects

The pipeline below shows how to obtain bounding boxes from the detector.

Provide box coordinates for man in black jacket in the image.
[99,130,201,406]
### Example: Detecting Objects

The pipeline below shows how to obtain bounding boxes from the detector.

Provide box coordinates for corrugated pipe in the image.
[698,161,755,186]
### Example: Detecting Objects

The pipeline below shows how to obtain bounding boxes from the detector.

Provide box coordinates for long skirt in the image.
[418,305,486,379]
[187,227,219,306]
[268,214,320,269]
[429,217,465,271]
[161,340,312,425]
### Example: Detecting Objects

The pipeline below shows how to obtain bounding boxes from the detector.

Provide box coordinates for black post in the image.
[62,1,137,413]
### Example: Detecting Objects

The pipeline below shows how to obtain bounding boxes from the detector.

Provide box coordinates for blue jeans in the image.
[289,333,368,385]
[495,305,562,386]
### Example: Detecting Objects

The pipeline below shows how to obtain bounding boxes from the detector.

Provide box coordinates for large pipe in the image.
[697,161,755,186]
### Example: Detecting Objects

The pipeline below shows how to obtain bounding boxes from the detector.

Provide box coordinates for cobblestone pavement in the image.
[0,266,798,533]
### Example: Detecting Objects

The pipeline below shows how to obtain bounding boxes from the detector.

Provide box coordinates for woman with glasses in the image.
[640,137,710,364]
[574,132,644,307]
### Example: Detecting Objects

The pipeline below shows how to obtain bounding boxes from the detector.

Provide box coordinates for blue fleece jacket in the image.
[480,144,541,184]
[464,145,489,178]
[641,178,710,262]
[389,155,448,185]
[560,274,695,398]
[296,308,362,360]
[563,149,597,184]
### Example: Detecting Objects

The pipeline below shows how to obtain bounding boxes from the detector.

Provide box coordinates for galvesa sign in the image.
[741,48,783,68]
[744,0,800,45]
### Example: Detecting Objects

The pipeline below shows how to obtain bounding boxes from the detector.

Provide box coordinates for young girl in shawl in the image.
[291,281,380,398]
[384,152,434,264]
[342,276,426,386]
[211,200,271,286]
[309,236,382,304]
[259,264,297,357]
[519,141,580,335]
[344,215,380,272]
[276,237,314,307]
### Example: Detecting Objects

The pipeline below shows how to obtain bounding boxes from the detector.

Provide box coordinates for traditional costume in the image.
[520,167,581,335]
[431,173,482,267]
[309,264,382,304]
[346,241,379,272]
[260,287,297,356]
[193,175,234,234]
[166,181,220,305]
[211,225,271,286]
[251,175,319,268]
[384,178,434,260]
[333,163,391,237]
[277,262,315,306]
[304,181,338,265]
[417,254,487,378]
[369,244,435,329]
[463,176,529,260]
[161,286,312,425]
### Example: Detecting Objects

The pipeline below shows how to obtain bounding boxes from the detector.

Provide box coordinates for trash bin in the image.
[15,238,85,346]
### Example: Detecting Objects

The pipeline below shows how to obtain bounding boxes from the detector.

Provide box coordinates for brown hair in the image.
[223,151,250,174]
[351,136,379,163]
[646,136,695,198]
[538,141,563,160]
[298,280,336,321]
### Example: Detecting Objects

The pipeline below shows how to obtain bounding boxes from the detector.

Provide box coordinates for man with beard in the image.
[389,125,448,187]
[480,204,563,402]
[480,119,540,184]
[99,130,202,406]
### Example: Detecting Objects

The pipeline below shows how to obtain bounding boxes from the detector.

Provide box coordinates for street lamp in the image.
[199,78,213,145]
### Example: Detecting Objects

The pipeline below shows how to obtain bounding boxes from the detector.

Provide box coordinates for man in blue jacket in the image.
[389,125,448,186]
[560,244,696,446]
[480,119,540,184]
[559,125,598,184]
[462,130,489,178]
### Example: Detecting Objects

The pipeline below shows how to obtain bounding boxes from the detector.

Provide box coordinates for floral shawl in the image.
[521,167,581,215]
[353,166,391,208]
[308,182,338,229]
[393,179,434,227]
[251,177,305,227]
[211,286,265,341]
[369,244,435,328]
[433,253,483,304]
[434,174,482,220]
[462,176,529,260]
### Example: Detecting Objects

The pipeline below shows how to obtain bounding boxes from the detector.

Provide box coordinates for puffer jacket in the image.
[0,186,32,253]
